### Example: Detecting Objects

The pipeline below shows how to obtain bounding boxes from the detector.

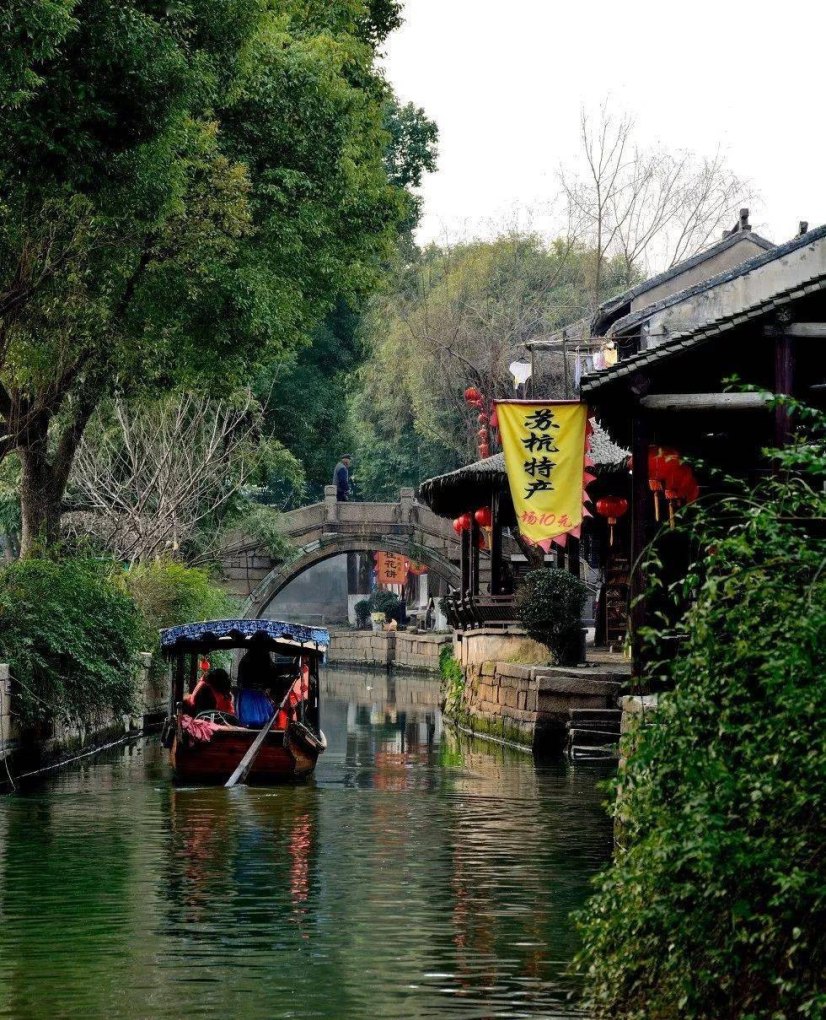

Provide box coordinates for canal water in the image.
[0,668,613,1020]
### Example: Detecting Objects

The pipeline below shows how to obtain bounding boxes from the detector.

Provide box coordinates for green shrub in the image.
[0,558,142,727]
[368,589,401,621]
[515,567,586,665]
[439,645,465,720]
[354,598,371,628]
[122,560,239,656]
[575,403,826,1019]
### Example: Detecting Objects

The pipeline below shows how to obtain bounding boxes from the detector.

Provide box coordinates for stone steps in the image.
[566,707,621,760]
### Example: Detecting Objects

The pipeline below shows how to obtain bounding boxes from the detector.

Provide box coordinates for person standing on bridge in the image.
[333,454,352,502]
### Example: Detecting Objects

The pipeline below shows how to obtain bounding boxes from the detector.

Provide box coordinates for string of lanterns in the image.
[595,446,700,540]
[464,386,499,459]
[452,506,493,548]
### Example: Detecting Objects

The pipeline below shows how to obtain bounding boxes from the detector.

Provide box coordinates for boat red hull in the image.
[171,721,323,784]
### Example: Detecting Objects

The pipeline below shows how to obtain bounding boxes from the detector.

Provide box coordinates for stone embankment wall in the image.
[326,628,452,672]
[460,661,627,752]
[1,653,166,781]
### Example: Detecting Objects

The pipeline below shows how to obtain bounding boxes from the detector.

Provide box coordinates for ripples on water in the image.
[0,668,613,1019]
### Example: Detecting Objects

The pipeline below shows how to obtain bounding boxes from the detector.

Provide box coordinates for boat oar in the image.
[224,710,279,788]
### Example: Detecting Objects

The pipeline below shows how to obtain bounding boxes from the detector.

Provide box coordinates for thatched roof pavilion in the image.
[418,421,628,521]
[416,419,629,603]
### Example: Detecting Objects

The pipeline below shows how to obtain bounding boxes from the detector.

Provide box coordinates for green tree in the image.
[0,1,426,553]
[349,234,630,497]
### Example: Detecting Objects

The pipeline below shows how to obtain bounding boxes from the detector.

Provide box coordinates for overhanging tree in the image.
[0,0,421,554]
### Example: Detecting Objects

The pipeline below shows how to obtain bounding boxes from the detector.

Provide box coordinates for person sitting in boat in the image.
[235,644,282,727]
[184,668,234,717]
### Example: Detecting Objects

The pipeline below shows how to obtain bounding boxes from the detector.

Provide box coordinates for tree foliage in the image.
[0,0,431,552]
[349,234,630,496]
[0,557,141,727]
[576,403,826,1019]
[121,559,238,660]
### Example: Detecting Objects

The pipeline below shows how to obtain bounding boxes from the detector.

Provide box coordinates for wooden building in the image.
[581,222,826,661]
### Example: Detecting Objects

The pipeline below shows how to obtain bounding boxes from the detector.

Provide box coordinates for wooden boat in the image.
[160,619,329,785]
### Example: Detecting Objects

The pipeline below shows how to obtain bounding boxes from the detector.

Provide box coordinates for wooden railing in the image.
[442,591,517,630]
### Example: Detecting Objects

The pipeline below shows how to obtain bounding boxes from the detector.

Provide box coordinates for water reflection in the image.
[0,667,612,1019]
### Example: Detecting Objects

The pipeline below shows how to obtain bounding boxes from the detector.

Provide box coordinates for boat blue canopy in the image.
[160,618,329,657]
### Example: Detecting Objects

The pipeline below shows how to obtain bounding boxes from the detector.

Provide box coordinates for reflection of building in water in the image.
[322,668,441,790]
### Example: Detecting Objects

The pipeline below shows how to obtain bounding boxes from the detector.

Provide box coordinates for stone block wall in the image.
[459,661,626,752]
[327,629,395,668]
[326,628,452,673]
[392,631,452,673]
[455,628,549,668]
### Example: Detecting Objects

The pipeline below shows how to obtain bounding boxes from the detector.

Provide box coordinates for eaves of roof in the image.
[591,230,776,334]
[580,270,826,396]
[603,224,826,339]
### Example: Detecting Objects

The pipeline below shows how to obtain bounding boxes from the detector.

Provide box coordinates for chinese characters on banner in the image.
[495,401,590,550]
[373,551,409,585]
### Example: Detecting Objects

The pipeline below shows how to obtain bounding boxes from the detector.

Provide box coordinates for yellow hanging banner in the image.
[495,401,589,550]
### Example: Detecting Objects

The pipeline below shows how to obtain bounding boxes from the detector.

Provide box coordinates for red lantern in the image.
[595,495,629,546]
[647,446,679,521]
[464,387,482,403]
[477,412,488,424]
[477,427,488,441]
[490,408,499,429]
[478,443,490,458]
[474,506,493,528]
[662,461,699,526]
[452,518,464,534]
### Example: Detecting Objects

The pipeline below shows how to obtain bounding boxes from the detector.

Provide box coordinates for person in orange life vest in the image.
[184,668,234,716]
[275,660,310,729]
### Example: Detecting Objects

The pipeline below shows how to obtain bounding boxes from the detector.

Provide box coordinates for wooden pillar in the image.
[568,536,580,579]
[774,333,795,446]
[173,655,185,710]
[461,528,471,593]
[630,406,650,675]
[490,493,502,595]
[470,519,481,596]
[187,652,198,695]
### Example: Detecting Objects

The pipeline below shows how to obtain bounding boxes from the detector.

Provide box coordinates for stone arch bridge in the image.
[221,486,485,619]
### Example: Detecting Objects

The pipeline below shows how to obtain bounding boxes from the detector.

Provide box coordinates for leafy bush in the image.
[368,589,401,621]
[515,567,586,665]
[576,403,826,1019]
[439,645,465,720]
[354,598,371,628]
[122,560,239,653]
[0,558,142,727]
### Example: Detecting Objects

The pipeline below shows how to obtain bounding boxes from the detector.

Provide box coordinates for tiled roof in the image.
[591,229,775,335]
[601,224,826,339]
[580,270,826,396]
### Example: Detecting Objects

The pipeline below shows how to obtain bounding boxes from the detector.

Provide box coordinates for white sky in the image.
[382,0,826,252]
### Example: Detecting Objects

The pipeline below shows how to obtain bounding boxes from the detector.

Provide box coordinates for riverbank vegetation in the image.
[576,403,826,1019]
[0,558,141,728]
[0,556,238,728]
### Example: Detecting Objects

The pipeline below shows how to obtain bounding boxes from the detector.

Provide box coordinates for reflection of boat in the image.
[160,619,329,784]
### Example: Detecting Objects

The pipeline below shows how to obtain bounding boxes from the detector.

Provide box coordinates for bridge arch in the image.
[243,532,460,619]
